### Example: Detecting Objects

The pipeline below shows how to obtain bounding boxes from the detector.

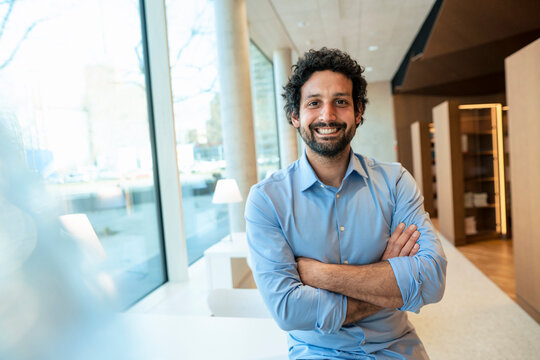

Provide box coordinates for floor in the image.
[431,217,516,301]
[458,238,516,301]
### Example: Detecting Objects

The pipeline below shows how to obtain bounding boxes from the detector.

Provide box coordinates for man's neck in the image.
[305,147,351,188]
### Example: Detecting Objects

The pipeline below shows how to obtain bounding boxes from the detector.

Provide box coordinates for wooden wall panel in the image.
[505,37,540,323]
[433,101,465,245]
[411,121,435,216]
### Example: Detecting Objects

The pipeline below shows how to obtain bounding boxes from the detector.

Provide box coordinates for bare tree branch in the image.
[0,0,16,38]
[0,17,45,70]
[173,76,217,103]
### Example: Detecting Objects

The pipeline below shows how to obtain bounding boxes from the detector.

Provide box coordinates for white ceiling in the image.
[246,0,435,83]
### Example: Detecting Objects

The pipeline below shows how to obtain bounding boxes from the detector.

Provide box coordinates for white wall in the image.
[351,81,397,162]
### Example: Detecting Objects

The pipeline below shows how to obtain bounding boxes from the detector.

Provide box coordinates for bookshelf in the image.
[433,101,509,245]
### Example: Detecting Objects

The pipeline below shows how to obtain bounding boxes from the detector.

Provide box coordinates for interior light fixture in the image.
[298,21,306,28]
[365,67,373,72]
[368,45,378,51]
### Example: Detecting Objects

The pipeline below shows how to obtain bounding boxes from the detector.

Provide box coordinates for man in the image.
[245,48,447,359]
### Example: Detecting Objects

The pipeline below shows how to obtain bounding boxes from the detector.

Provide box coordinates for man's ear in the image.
[291,112,300,128]
[355,106,363,126]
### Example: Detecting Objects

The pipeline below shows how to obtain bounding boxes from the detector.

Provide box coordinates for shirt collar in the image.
[298,151,320,191]
[298,148,368,192]
[346,148,368,180]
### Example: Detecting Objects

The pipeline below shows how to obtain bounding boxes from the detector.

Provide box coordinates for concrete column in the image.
[214,0,258,232]
[273,48,299,168]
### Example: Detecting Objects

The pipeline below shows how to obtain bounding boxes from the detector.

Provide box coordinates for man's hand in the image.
[381,223,420,260]
[297,257,328,288]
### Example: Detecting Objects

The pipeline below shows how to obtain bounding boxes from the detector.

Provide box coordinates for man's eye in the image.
[336,99,347,105]
[308,101,319,107]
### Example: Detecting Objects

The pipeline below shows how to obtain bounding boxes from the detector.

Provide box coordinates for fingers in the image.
[388,223,406,244]
[410,243,420,257]
[382,223,420,260]
[392,224,417,253]
[399,229,419,256]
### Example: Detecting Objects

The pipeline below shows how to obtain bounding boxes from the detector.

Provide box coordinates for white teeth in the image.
[317,128,338,134]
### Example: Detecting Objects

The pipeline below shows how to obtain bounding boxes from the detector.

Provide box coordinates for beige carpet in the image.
[408,235,540,360]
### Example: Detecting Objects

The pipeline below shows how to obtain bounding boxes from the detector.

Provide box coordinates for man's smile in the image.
[310,122,346,138]
[314,127,340,135]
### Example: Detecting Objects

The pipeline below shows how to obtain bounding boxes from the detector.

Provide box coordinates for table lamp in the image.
[212,178,243,241]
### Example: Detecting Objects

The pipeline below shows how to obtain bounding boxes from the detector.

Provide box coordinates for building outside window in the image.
[0,0,166,308]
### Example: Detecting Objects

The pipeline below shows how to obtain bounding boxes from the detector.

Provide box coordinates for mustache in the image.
[309,121,347,130]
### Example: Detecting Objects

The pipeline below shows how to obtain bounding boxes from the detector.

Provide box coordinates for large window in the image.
[165,0,228,264]
[249,42,280,180]
[165,1,280,264]
[0,0,166,308]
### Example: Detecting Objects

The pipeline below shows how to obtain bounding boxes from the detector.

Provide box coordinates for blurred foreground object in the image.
[0,116,139,360]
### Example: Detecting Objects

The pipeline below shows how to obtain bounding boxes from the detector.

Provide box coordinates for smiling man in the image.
[245,48,447,359]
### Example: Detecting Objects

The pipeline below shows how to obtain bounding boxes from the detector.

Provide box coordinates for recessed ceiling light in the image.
[368,45,378,52]
[298,21,306,28]
[365,67,373,72]
[306,39,313,45]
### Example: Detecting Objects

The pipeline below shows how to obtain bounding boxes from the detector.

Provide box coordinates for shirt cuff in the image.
[387,257,423,313]
[316,288,347,333]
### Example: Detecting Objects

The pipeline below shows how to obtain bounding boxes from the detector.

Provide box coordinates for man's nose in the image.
[319,103,336,121]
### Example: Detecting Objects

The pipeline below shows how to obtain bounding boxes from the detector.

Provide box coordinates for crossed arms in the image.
[245,169,447,333]
[297,223,420,324]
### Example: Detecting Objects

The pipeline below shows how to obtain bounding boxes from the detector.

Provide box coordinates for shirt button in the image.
[343,260,349,264]
[340,226,345,231]
[320,184,324,188]
[336,194,340,198]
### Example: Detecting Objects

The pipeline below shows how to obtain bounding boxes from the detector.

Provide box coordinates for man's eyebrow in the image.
[303,94,321,101]
[303,92,351,101]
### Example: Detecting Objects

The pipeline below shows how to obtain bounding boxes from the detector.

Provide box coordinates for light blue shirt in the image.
[245,150,447,359]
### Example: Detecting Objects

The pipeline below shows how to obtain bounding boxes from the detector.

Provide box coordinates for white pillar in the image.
[273,48,299,168]
[214,0,258,232]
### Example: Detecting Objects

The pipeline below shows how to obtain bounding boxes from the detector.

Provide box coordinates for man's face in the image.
[291,70,362,158]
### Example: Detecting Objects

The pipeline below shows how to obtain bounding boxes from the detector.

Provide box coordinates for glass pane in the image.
[0,0,166,308]
[249,42,280,180]
[165,0,229,265]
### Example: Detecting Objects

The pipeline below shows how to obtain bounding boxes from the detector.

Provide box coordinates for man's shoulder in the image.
[354,153,405,179]
[250,160,300,196]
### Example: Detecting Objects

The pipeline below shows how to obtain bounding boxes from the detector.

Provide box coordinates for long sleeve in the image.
[386,168,447,313]
[245,186,347,333]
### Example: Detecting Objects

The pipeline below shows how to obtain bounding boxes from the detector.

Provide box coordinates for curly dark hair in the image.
[283,47,368,127]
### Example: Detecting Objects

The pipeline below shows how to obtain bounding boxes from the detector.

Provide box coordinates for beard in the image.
[299,121,356,158]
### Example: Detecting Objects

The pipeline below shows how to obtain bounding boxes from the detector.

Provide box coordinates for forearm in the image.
[344,297,384,324]
[304,260,403,308]
[253,269,347,332]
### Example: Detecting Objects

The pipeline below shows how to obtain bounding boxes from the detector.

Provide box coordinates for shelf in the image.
[462,131,493,135]
[465,204,496,209]
[463,151,493,156]
[464,177,495,182]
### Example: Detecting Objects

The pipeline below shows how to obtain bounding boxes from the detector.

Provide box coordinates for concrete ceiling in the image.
[246,0,435,83]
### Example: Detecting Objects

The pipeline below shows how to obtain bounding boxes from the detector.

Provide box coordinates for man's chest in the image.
[283,181,395,265]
